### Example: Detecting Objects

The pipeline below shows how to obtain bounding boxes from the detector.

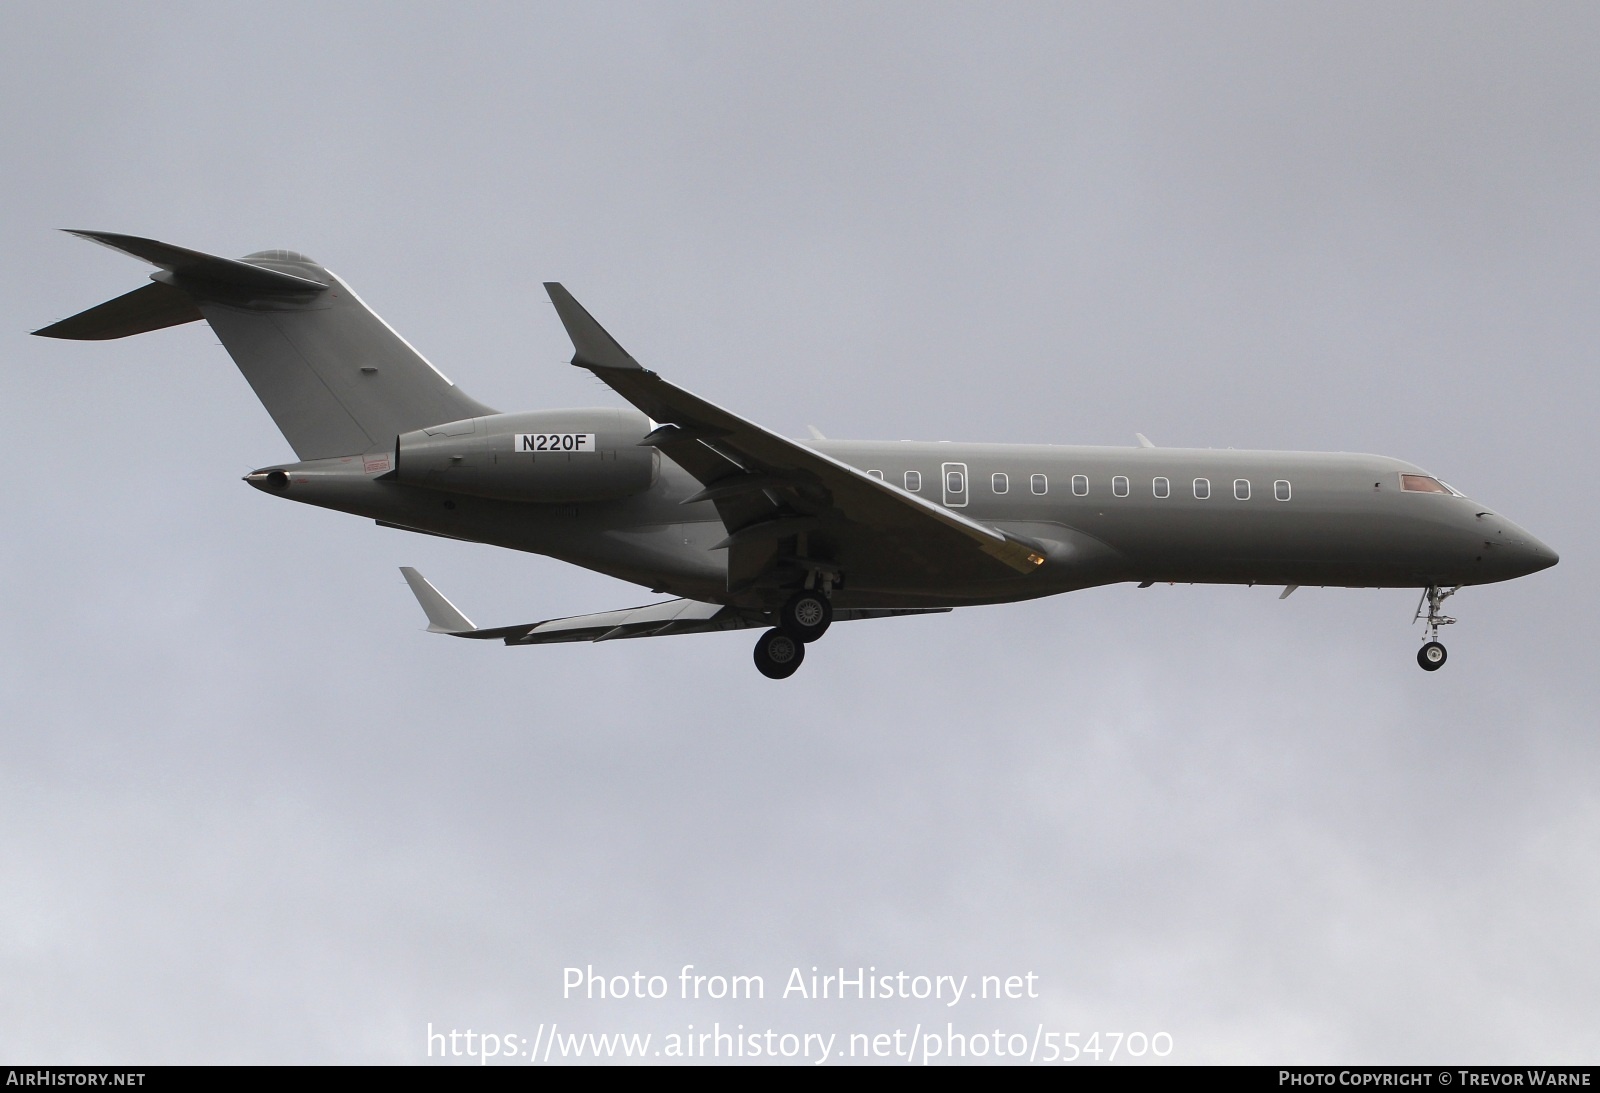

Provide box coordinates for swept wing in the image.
[399,568,944,644]
[542,284,1046,596]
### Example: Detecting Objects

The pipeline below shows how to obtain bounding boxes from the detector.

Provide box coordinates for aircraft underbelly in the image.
[1097,503,1481,587]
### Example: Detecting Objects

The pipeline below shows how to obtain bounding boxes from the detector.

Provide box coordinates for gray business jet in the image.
[36,232,1558,678]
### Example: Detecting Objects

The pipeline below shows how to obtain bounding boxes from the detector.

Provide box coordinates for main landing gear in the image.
[778,589,832,643]
[753,588,835,679]
[753,628,804,679]
[1413,585,1458,672]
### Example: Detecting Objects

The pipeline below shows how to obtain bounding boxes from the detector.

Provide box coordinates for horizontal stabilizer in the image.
[33,280,203,340]
[40,231,496,461]
[63,230,326,296]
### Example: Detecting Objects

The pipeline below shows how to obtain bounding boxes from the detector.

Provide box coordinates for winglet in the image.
[1135,433,1156,448]
[400,567,478,633]
[543,283,644,371]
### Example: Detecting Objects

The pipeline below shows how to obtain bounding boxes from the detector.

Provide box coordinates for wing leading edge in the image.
[541,284,1046,596]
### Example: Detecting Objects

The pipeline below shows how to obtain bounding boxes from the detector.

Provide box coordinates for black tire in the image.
[754,628,805,679]
[779,590,833,643]
[1417,641,1447,671]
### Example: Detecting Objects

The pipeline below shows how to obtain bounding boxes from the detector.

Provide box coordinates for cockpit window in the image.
[1400,474,1451,494]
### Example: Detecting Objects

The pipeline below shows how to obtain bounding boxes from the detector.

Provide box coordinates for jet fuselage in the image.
[39,232,1556,676]
[250,438,1557,609]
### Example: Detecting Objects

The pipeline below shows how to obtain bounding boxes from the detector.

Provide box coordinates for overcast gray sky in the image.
[2,1,1596,1065]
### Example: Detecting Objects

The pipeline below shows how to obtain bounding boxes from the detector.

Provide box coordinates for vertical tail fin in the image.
[35,231,495,460]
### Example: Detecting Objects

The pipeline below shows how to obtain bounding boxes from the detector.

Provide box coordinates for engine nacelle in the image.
[394,408,657,503]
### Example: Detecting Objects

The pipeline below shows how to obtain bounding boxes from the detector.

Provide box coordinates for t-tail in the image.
[33,230,495,460]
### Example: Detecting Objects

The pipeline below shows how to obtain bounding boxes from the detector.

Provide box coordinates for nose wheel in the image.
[1417,642,1447,671]
[1412,585,1459,672]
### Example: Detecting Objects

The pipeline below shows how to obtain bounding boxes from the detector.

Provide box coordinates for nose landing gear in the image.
[1413,585,1458,672]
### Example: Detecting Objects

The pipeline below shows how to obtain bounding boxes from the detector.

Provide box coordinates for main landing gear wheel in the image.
[1418,642,1447,671]
[779,590,833,643]
[754,628,805,679]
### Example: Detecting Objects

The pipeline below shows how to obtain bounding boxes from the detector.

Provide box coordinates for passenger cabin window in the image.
[992,472,1009,494]
[1153,477,1170,498]
[946,470,965,494]
[905,470,921,492]
[1194,478,1211,500]
[1233,478,1250,500]
[1274,479,1291,501]
[1112,475,1129,497]
[1401,474,1451,494]
[1030,473,1048,495]
[1071,474,1088,496]
[867,469,884,480]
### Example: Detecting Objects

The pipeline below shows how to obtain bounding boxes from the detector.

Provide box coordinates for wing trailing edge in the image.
[397,568,949,645]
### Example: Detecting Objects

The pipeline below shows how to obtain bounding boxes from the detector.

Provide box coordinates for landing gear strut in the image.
[1413,585,1458,672]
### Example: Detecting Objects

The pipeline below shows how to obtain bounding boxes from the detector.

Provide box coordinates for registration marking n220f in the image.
[515,433,597,453]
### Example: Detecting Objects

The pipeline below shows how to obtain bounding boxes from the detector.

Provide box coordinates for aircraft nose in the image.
[1469,513,1558,579]
[1520,535,1559,574]
[1492,523,1558,577]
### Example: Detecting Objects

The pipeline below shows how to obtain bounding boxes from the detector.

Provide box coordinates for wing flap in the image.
[398,567,750,644]
[511,598,742,644]
[399,568,951,645]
